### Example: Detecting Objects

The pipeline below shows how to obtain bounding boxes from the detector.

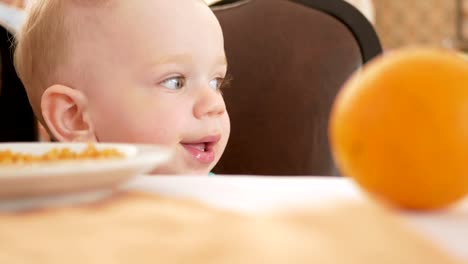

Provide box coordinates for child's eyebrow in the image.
[149,54,227,67]
[154,54,194,65]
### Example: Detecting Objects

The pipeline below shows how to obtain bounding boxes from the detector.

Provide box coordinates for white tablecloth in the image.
[126,175,468,261]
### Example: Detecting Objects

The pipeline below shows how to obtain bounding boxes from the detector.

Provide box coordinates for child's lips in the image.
[181,135,220,164]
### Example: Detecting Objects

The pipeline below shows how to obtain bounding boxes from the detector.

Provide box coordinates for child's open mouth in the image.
[181,135,220,164]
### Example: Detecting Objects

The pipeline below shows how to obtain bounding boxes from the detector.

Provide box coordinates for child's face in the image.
[81,0,230,174]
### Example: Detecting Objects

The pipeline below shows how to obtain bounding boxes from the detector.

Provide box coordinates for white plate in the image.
[0,142,172,200]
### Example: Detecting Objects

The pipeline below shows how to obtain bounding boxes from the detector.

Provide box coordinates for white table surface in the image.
[126,175,468,261]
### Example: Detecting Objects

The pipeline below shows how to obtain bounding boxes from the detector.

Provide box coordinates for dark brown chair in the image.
[0,23,37,142]
[211,0,382,176]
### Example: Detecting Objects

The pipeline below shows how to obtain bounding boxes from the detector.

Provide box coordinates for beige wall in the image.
[373,0,458,50]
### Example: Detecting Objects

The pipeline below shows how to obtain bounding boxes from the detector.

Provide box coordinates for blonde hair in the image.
[14,0,111,124]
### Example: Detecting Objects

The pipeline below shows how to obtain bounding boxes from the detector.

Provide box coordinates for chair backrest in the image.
[211,0,382,176]
[0,23,37,142]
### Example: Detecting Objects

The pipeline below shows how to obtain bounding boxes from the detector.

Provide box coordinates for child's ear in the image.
[41,85,97,142]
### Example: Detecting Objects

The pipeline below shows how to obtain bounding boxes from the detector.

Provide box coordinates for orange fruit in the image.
[329,48,468,210]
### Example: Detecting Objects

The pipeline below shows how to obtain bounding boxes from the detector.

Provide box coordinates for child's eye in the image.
[160,76,185,90]
[209,77,224,91]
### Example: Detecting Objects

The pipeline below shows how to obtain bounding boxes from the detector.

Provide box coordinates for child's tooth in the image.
[194,143,205,152]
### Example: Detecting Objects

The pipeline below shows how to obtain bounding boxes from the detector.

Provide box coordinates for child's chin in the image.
[147,166,211,176]
[180,168,212,176]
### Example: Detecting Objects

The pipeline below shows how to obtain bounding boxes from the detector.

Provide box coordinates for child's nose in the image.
[193,88,226,119]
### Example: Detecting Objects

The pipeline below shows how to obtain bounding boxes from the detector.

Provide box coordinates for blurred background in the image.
[372,0,468,51]
[213,0,466,52]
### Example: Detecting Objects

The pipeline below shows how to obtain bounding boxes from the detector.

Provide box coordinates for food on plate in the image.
[0,143,124,165]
